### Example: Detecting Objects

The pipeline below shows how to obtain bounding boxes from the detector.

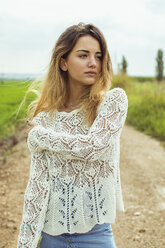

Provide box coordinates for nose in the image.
[88,56,97,68]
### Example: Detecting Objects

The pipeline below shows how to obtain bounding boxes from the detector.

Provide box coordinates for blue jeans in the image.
[39,223,117,248]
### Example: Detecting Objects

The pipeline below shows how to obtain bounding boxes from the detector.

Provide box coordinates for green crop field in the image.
[0,80,35,138]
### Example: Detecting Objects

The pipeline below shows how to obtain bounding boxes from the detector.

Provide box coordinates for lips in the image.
[85,71,97,76]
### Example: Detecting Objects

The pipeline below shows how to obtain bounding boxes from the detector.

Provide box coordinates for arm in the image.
[17,114,50,248]
[27,88,128,162]
[17,152,50,248]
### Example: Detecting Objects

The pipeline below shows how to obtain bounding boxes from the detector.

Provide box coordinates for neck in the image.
[66,81,89,107]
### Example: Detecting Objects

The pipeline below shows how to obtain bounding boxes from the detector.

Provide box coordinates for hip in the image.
[39,222,117,248]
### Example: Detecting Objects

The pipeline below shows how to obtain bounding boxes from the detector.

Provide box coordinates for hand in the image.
[25,120,36,142]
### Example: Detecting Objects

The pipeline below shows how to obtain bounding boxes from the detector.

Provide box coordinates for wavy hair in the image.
[27,23,113,127]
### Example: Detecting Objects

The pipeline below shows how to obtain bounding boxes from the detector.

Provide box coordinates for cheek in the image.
[68,59,85,74]
[97,62,102,73]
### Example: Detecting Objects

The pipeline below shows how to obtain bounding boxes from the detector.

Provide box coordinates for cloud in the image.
[0,0,164,75]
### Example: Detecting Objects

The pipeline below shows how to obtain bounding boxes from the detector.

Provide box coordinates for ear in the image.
[60,57,68,71]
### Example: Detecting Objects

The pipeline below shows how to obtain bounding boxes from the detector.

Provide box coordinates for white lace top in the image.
[17,87,128,248]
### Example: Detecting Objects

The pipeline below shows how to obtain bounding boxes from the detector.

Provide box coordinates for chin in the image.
[83,83,96,87]
[83,80,96,85]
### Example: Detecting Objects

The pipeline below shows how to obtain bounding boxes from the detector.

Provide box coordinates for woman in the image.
[17,23,128,248]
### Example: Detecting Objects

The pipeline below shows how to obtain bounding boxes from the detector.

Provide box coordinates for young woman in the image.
[17,23,128,248]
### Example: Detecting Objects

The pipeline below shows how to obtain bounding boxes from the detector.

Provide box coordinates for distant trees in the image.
[121,56,128,74]
[156,49,164,82]
[117,56,128,74]
[115,50,164,81]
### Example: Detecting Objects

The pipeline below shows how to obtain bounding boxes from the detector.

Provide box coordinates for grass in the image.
[127,82,165,139]
[112,75,165,147]
[0,80,35,139]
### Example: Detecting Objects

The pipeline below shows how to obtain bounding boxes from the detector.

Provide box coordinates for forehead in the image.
[72,35,101,52]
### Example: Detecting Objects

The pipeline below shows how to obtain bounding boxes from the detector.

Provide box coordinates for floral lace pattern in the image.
[17,88,128,248]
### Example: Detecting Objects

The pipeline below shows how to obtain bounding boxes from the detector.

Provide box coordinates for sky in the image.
[0,0,165,76]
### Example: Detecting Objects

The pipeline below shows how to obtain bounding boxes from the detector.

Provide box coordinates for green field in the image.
[112,75,165,147]
[0,78,165,148]
[0,80,35,138]
[126,81,165,141]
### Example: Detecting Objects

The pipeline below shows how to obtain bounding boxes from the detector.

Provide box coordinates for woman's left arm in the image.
[17,152,50,248]
[27,88,128,162]
[17,113,50,248]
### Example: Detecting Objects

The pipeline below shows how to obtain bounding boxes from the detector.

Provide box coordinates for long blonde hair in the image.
[27,23,113,127]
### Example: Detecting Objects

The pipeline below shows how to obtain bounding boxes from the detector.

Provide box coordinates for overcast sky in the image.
[0,0,165,76]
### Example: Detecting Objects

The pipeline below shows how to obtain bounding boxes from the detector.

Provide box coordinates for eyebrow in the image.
[76,49,102,54]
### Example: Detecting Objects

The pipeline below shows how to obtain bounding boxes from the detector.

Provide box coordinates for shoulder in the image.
[98,88,128,114]
[103,87,127,106]
[106,87,127,101]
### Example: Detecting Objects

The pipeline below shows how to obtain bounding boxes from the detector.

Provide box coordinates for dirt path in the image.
[0,125,165,248]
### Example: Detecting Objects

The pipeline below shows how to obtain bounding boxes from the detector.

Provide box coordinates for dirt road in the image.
[0,125,165,248]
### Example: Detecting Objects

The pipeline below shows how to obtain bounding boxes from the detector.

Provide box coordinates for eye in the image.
[79,54,87,58]
[96,56,102,61]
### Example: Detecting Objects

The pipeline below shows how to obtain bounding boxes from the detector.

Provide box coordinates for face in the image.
[60,35,102,87]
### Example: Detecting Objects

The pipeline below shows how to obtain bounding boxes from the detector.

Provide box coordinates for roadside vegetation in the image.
[0,77,165,148]
[112,75,165,147]
[0,80,35,139]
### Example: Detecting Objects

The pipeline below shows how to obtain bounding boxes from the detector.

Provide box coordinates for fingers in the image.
[26,120,35,127]
[25,120,36,142]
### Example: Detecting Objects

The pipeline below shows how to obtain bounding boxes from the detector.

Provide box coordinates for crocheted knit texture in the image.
[17,87,128,248]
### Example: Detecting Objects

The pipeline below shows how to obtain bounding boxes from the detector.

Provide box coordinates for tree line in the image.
[118,49,164,82]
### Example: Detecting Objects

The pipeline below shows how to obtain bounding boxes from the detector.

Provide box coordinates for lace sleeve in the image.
[27,88,128,162]
[17,152,50,248]
[17,114,50,248]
